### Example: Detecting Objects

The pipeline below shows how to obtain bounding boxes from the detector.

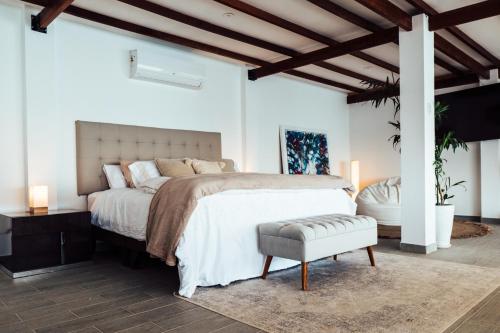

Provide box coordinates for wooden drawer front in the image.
[63,231,93,264]
[12,212,90,236]
[11,234,61,271]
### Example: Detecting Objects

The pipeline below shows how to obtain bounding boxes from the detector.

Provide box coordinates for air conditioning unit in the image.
[130,50,205,89]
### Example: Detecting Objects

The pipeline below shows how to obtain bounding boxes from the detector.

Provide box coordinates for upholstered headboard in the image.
[75,121,222,195]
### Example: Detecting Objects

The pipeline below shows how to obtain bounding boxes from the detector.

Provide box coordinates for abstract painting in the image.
[280,126,330,175]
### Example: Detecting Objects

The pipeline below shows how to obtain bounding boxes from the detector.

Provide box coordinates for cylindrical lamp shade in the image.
[350,160,360,197]
[29,185,48,213]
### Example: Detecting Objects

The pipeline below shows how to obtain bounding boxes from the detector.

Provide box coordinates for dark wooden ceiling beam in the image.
[354,0,489,78]
[429,0,500,31]
[406,0,500,67]
[22,0,362,92]
[346,73,479,104]
[434,73,479,90]
[434,34,489,79]
[307,0,464,76]
[214,0,399,73]
[307,0,382,32]
[117,0,380,84]
[352,0,412,31]
[249,28,399,80]
[31,0,74,32]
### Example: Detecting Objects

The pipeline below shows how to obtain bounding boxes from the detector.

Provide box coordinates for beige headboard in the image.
[76,121,222,195]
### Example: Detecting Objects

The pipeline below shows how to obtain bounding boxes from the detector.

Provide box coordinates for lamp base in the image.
[29,207,48,214]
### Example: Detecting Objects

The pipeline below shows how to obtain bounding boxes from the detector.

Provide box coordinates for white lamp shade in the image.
[351,161,360,195]
[29,185,48,212]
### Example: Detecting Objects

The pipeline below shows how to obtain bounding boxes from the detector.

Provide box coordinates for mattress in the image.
[89,188,152,240]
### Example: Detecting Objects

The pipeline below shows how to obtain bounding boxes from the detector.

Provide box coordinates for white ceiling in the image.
[61,0,500,93]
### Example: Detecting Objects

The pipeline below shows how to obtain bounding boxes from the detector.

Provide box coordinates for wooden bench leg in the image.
[333,254,338,261]
[261,256,273,279]
[367,246,375,267]
[301,262,308,291]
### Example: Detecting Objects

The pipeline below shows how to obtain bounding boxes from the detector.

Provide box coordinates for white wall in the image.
[349,102,400,189]
[442,142,481,216]
[0,3,25,212]
[245,75,350,177]
[480,140,500,218]
[0,2,350,212]
[53,19,243,209]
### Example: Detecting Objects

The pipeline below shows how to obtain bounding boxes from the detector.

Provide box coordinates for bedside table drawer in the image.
[0,210,92,277]
[11,212,91,236]
[10,233,61,271]
[63,230,93,264]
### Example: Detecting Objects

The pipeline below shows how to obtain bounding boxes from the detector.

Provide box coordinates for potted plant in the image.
[434,103,468,248]
[362,80,468,248]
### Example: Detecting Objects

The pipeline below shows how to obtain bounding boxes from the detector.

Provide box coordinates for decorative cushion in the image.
[120,160,135,188]
[355,177,401,226]
[102,164,127,189]
[186,159,225,174]
[155,158,195,177]
[259,215,377,241]
[221,159,239,172]
[128,160,161,188]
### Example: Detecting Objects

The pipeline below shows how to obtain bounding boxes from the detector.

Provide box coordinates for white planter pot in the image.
[436,205,455,248]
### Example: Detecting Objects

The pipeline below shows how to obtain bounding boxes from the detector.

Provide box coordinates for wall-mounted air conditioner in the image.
[130,50,205,89]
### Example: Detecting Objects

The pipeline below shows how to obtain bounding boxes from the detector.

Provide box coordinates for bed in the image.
[77,121,356,297]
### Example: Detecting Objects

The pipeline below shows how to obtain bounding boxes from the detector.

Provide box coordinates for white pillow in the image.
[137,176,171,194]
[102,165,127,189]
[128,160,161,188]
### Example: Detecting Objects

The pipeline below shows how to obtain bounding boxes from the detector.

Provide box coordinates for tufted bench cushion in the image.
[259,214,377,263]
[259,214,377,290]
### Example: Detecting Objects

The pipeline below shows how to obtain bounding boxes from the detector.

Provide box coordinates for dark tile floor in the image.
[0,254,261,333]
[0,223,498,333]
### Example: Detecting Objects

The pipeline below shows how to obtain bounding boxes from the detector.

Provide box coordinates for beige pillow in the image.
[221,159,238,172]
[155,158,195,177]
[186,159,226,174]
[120,160,135,188]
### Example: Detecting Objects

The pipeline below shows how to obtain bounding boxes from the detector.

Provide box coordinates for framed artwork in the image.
[280,126,331,175]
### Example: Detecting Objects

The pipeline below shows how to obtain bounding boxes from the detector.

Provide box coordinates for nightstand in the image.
[0,210,93,278]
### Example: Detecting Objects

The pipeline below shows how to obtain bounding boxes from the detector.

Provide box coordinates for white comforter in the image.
[89,187,356,297]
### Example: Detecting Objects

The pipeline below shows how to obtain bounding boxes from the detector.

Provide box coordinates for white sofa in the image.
[355,177,401,226]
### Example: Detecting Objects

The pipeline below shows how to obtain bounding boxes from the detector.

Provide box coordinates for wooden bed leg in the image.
[367,246,375,267]
[333,254,338,261]
[301,262,308,291]
[261,256,273,279]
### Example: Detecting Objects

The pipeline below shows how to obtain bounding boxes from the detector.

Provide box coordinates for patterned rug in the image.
[378,220,492,239]
[180,251,500,333]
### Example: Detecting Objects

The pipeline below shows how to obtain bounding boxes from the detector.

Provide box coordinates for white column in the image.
[479,69,500,219]
[399,14,437,253]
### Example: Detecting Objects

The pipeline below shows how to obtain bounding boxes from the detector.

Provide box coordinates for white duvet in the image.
[89,186,356,297]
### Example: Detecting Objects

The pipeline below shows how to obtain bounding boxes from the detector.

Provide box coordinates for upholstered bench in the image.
[259,214,377,290]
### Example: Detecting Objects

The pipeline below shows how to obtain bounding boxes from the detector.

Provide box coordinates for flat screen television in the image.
[436,83,500,142]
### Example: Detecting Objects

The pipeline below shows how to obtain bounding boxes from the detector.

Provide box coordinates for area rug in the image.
[378,220,492,239]
[181,251,500,333]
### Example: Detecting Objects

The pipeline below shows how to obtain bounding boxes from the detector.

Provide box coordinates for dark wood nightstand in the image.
[0,210,93,278]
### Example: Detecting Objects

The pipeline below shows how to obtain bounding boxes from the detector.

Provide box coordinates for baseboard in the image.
[400,243,437,254]
[455,215,500,224]
[454,215,481,222]
[480,217,500,225]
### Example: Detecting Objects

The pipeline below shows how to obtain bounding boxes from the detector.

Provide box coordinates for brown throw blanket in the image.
[146,173,354,265]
